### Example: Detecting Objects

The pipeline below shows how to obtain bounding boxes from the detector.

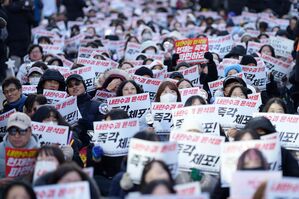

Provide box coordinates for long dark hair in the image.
[31,105,70,126]
[237,148,269,170]
[262,97,287,113]
[140,160,175,189]
[155,81,181,102]
[37,145,65,165]
[3,181,37,199]
[116,80,143,96]
[141,179,176,195]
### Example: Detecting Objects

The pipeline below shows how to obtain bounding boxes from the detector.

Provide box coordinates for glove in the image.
[92,145,104,162]
[61,146,74,161]
[120,172,134,190]
[191,168,203,182]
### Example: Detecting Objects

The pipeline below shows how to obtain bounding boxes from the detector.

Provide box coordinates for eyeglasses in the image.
[8,127,28,136]
[67,81,81,88]
[3,88,18,95]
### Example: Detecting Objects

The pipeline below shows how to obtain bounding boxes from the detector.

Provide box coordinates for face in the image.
[243,151,262,169]
[152,65,163,70]
[267,103,285,113]
[161,86,177,97]
[37,152,59,166]
[192,98,203,106]
[259,35,268,40]
[178,80,192,89]
[120,63,133,70]
[3,84,22,103]
[58,171,82,184]
[67,79,85,96]
[42,112,58,124]
[261,46,272,56]
[230,87,246,99]
[8,127,32,148]
[240,132,254,141]
[26,101,41,117]
[152,185,171,195]
[6,186,31,199]
[227,69,238,76]
[145,162,170,184]
[29,47,42,61]
[224,82,242,96]
[43,80,60,91]
[122,82,137,96]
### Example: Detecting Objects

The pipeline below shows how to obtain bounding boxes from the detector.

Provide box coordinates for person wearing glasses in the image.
[1,77,27,113]
[0,112,39,177]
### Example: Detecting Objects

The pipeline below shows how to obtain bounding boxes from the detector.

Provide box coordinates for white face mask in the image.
[145,49,156,55]
[43,121,58,125]
[160,93,177,103]
[29,77,40,85]
[142,33,152,41]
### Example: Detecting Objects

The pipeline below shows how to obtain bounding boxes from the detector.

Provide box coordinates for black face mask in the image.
[241,166,266,171]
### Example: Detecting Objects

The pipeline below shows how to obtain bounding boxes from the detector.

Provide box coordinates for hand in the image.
[106,78,122,92]
[92,145,104,162]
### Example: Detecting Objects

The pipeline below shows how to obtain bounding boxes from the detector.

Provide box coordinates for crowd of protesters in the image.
[0,0,299,199]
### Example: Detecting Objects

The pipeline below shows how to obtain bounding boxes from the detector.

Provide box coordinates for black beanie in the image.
[240,55,257,66]
[135,67,153,78]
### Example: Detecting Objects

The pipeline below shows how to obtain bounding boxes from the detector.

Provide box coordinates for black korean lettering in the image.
[163,113,172,122]
[137,108,147,118]
[130,154,140,167]
[226,108,237,117]
[203,123,217,133]
[182,145,196,156]
[97,133,108,143]
[117,137,130,149]
[108,132,119,143]
[154,113,164,122]
[218,107,227,117]
[280,132,299,143]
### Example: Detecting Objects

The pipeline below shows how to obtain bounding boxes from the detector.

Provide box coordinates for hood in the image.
[37,69,66,93]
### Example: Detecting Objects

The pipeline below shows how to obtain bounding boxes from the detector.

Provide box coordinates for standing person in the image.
[4,0,34,66]
[1,77,27,113]
[61,0,86,21]
[0,2,8,82]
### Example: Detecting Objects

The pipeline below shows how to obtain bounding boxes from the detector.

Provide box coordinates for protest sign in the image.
[241,65,267,91]
[262,54,293,81]
[43,89,68,104]
[22,85,37,95]
[92,118,140,156]
[31,121,70,146]
[165,65,201,86]
[47,65,71,76]
[56,55,74,68]
[5,148,38,178]
[63,66,96,91]
[33,160,57,182]
[0,109,16,137]
[246,41,264,55]
[93,90,116,102]
[253,112,299,149]
[208,35,233,59]
[55,97,81,125]
[248,93,263,108]
[40,44,63,55]
[174,182,201,196]
[172,105,220,135]
[78,46,108,58]
[265,177,299,199]
[221,139,281,187]
[170,131,224,173]
[76,57,114,76]
[107,93,151,119]
[34,181,90,199]
[175,38,208,63]
[132,75,162,101]
[127,138,178,184]
[214,97,259,128]
[231,171,282,199]
[125,42,141,60]
[179,87,204,104]
[151,103,183,134]
[270,36,294,58]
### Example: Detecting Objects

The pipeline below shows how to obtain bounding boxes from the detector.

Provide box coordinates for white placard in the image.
[132,75,162,101]
[0,109,16,137]
[208,35,234,59]
[170,131,224,173]
[127,138,178,184]
[33,160,57,182]
[34,181,91,199]
[54,97,81,125]
[92,118,139,156]
[31,121,70,145]
[43,89,68,104]
[221,139,281,187]
[174,182,201,196]
[265,177,299,199]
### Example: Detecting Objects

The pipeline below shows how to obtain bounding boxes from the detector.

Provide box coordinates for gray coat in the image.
[0,134,39,178]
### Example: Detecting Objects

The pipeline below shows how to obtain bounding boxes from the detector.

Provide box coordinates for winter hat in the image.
[224,45,246,58]
[135,66,154,78]
[223,76,247,90]
[169,72,184,80]
[244,116,276,135]
[141,41,158,53]
[66,74,87,90]
[175,62,191,71]
[28,67,44,76]
[148,60,164,70]
[181,118,204,133]
[224,64,242,76]
[240,55,257,66]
